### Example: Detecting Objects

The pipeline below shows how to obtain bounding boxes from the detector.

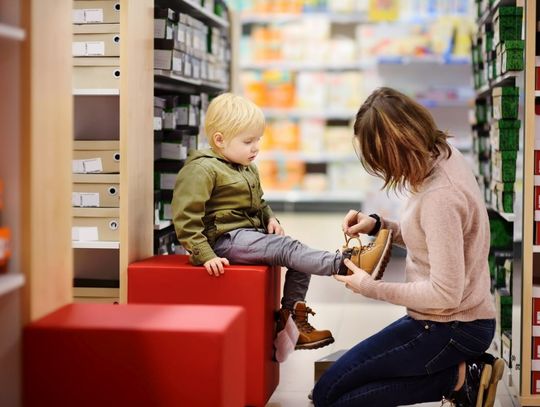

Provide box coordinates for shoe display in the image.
[338,229,393,279]
[282,301,334,350]
[447,359,492,407]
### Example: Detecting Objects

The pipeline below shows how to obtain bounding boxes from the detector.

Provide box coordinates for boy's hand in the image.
[342,210,376,237]
[267,217,284,235]
[203,257,230,277]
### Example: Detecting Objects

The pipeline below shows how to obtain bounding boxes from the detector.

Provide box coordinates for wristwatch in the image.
[368,213,381,236]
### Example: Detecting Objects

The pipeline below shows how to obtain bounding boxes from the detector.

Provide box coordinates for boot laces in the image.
[360,242,375,253]
[295,306,316,333]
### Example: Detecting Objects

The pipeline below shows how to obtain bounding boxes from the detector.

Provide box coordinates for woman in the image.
[313,87,504,407]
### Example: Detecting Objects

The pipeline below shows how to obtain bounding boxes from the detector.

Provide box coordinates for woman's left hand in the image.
[334,259,371,293]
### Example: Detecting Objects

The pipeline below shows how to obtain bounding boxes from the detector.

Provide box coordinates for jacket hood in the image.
[185,148,226,166]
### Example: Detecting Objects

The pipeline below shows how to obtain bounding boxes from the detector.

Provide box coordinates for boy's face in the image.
[215,130,262,166]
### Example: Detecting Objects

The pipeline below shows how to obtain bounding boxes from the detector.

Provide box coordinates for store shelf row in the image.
[475,71,522,98]
[240,57,471,71]
[0,273,25,297]
[157,0,229,28]
[154,69,228,93]
[0,22,25,41]
[240,12,470,25]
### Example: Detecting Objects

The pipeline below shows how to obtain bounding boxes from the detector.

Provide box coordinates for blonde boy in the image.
[172,93,391,350]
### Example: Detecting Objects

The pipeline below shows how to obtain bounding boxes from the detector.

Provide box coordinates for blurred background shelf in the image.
[0,273,25,297]
[0,23,25,40]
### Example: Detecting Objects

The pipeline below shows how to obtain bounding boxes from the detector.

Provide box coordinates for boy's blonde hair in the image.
[353,87,452,193]
[205,93,265,149]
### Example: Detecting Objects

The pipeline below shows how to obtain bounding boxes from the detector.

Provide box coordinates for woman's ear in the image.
[213,132,225,148]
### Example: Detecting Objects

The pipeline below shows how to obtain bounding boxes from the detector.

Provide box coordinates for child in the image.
[172,93,392,351]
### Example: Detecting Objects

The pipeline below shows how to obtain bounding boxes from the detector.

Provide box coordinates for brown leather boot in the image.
[338,229,393,280]
[288,301,334,350]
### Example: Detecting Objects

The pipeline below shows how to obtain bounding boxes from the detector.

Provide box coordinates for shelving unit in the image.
[519,1,540,404]
[0,0,73,404]
[152,0,231,256]
[235,2,475,214]
[71,0,154,303]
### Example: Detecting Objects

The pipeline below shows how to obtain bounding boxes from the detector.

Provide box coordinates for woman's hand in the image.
[267,217,284,235]
[334,259,371,293]
[342,210,377,237]
[203,257,230,277]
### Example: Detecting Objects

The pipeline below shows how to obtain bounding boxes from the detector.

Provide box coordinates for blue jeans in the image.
[313,315,495,407]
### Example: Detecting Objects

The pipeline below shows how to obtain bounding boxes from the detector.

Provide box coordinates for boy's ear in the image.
[213,132,225,148]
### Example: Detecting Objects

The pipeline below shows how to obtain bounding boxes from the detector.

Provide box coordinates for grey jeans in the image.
[213,228,341,309]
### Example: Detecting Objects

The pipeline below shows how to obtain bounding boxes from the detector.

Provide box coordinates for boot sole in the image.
[295,336,335,350]
[483,358,504,407]
[475,363,492,407]
[370,229,393,280]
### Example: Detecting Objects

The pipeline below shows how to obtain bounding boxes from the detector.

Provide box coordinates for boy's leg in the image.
[214,229,335,350]
[281,269,310,309]
[213,229,341,275]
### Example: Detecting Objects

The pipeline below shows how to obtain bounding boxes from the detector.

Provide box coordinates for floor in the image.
[265,212,520,407]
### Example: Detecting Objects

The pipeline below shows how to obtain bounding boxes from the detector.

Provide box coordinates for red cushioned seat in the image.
[128,254,280,407]
[24,303,246,407]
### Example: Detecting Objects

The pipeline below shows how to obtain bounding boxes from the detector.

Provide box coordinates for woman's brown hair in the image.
[353,87,452,192]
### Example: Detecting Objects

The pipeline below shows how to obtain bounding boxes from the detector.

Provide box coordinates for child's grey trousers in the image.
[213,228,341,310]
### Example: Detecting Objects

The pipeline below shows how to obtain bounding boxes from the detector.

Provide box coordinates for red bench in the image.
[24,303,246,407]
[128,254,280,407]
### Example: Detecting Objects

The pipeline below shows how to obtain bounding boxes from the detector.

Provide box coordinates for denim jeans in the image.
[213,228,341,309]
[313,315,495,407]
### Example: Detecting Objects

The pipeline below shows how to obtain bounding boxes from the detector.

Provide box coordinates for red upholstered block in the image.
[24,303,246,407]
[128,254,280,407]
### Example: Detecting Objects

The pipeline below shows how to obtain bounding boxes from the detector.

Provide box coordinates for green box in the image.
[493,6,523,47]
[498,40,525,74]
[490,119,520,151]
[492,86,519,119]
[489,216,513,249]
[496,288,512,332]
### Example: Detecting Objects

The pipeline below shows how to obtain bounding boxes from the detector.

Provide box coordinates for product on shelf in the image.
[73,140,120,174]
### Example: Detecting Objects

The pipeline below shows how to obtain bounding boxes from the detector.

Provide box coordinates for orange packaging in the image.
[270,121,299,151]
[0,227,11,273]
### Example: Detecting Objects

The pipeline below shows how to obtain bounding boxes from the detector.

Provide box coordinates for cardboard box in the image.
[73,174,120,208]
[314,350,348,383]
[73,140,120,174]
[73,24,120,57]
[533,371,540,394]
[72,207,119,241]
[73,1,120,24]
[73,57,120,89]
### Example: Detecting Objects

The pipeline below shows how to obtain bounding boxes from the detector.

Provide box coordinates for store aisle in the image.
[266,213,518,407]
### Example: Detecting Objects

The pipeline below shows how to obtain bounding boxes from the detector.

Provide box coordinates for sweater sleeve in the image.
[381,217,405,248]
[358,189,467,311]
[252,164,275,223]
[172,163,218,265]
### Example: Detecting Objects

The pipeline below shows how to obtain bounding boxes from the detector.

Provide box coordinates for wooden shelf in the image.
[73,89,119,95]
[0,23,25,41]
[0,273,25,297]
[72,241,120,249]
[154,70,228,92]
[157,0,229,28]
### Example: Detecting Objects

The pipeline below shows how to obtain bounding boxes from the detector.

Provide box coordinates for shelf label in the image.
[86,41,105,56]
[83,158,103,173]
[72,227,99,241]
[72,42,86,56]
[84,9,104,24]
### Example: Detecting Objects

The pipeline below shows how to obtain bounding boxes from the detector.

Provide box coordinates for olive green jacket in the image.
[172,148,275,265]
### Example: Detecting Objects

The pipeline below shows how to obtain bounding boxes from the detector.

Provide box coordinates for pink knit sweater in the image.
[360,147,496,322]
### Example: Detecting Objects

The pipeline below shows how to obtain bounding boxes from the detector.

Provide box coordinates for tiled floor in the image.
[265,213,519,407]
